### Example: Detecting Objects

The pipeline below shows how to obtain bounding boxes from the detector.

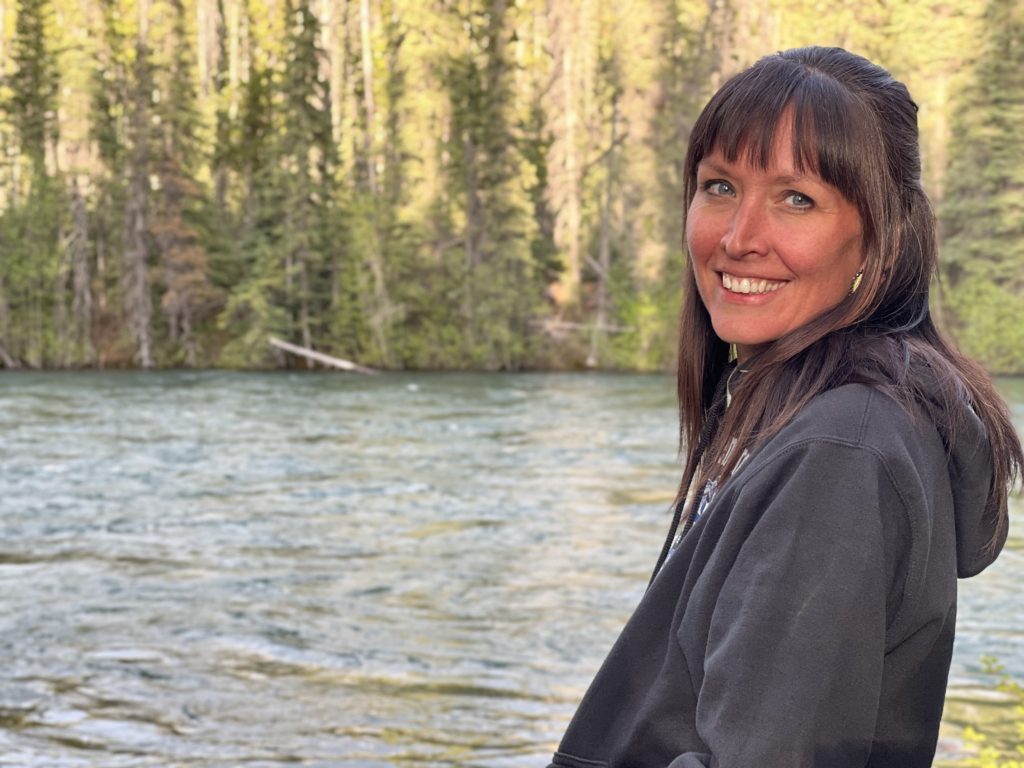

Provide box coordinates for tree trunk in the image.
[54,231,72,368]
[123,175,153,368]
[214,0,230,209]
[0,271,15,368]
[545,2,586,308]
[319,0,335,133]
[299,257,313,356]
[563,43,581,302]
[69,180,94,366]
[360,0,378,194]
[588,92,617,368]
[269,336,378,373]
[462,132,479,339]
[123,38,154,369]
[358,0,394,365]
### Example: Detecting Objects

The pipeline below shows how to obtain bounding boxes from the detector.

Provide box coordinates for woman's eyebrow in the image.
[696,159,734,176]
[697,161,823,188]
[697,158,819,183]
[773,173,820,186]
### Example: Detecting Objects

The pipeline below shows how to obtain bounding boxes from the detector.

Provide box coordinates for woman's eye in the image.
[785,191,814,208]
[703,180,735,197]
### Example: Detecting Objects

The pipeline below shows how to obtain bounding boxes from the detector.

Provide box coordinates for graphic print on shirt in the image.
[671,478,718,553]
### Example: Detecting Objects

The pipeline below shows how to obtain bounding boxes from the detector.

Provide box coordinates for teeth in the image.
[722,272,784,295]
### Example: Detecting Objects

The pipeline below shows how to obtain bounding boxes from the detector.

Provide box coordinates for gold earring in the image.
[849,269,864,295]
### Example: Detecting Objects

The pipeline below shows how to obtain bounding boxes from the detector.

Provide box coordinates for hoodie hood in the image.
[948,401,1002,578]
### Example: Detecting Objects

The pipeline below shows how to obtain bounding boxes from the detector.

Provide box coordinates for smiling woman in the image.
[546,47,1023,768]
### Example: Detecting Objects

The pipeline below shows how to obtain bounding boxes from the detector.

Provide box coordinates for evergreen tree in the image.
[89,0,134,365]
[940,0,1024,372]
[0,0,63,367]
[67,179,95,364]
[221,0,340,366]
[7,0,59,178]
[339,0,394,366]
[150,0,220,365]
[608,0,712,370]
[122,35,156,368]
[211,0,233,211]
[276,0,339,358]
[438,0,544,369]
[217,37,284,367]
[369,0,456,368]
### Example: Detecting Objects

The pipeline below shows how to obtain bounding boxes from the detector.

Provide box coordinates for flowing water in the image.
[0,371,1021,766]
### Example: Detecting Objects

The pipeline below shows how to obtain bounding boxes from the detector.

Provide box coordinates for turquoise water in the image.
[0,371,1020,765]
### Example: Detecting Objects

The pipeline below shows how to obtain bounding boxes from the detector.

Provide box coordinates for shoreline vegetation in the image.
[940,659,1024,767]
[0,0,1021,375]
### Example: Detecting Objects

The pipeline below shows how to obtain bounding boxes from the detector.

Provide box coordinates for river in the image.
[0,371,1021,766]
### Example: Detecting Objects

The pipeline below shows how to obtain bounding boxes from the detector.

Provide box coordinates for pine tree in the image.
[606,0,713,370]
[211,0,233,211]
[221,0,339,366]
[217,35,284,367]
[7,0,59,179]
[88,0,134,365]
[364,0,454,368]
[150,0,220,365]
[277,0,336,356]
[67,178,95,364]
[122,35,156,368]
[940,0,1024,373]
[343,0,397,367]
[0,0,63,367]
[436,0,545,369]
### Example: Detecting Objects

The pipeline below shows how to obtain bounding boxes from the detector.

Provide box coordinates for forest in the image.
[0,0,1021,372]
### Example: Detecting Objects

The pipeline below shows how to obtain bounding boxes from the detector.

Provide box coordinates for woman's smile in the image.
[720,271,787,296]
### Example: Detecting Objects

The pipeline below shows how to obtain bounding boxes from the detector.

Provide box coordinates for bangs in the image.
[690,55,878,213]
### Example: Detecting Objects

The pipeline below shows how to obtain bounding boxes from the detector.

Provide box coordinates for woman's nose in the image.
[721,200,768,258]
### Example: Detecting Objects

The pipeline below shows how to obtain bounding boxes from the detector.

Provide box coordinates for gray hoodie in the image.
[548,382,1000,768]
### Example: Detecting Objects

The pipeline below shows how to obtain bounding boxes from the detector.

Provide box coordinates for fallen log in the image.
[268,337,378,374]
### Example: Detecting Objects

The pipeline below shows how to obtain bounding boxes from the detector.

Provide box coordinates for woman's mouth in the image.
[721,272,786,295]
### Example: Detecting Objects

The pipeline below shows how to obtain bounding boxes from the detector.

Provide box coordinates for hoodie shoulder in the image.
[761,382,919,453]
[754,382,999,578]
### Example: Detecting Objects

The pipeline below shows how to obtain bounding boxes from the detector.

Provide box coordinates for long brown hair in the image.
[676,47,1021,549]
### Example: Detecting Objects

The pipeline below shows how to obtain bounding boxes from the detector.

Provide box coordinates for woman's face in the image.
[686,119,864,362]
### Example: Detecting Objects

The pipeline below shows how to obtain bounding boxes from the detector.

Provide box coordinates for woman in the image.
[547,47,1021,768]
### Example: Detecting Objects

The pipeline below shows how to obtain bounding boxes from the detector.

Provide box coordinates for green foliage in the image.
[958,657,1024,767]
[6,0,59,175]
[0,0,1020,370]
[939,0,1024,373]
[149,0,222,365]
[0,0,66,368]
[0,176,65,366]
[219,0,347,367]
[939,277,1024,374]
[430,0,546,369]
